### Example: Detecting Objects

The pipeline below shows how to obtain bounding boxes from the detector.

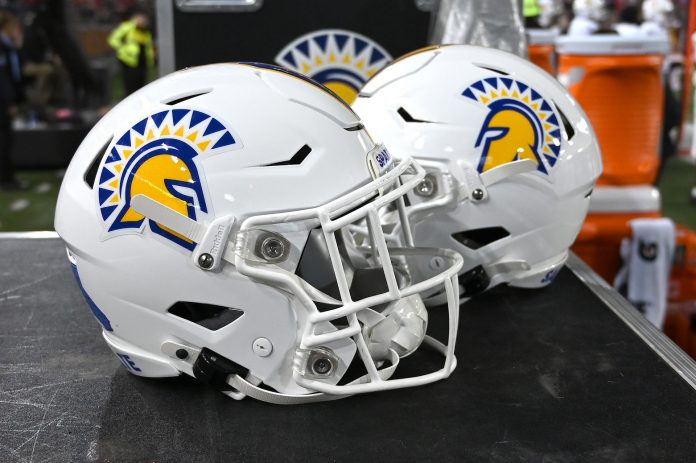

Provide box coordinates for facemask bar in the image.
[234,155,463,398]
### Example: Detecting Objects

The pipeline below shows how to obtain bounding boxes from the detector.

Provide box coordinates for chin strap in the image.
[223,349,401,405]
[456,260,532,298]
[222,334,454,405]
[225,374,351,405]
[481,260,532,289]
[486,260,531,278]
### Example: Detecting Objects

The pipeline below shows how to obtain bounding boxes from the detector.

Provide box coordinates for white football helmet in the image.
[352,45,602,305]
[573,0,607,21]
[642,0,674,27]
[55,63,463,404]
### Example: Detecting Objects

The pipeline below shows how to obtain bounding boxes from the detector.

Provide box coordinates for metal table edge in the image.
[0,231,60,239]
[567,252,696,391]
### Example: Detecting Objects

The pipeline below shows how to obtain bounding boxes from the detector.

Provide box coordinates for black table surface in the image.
[1,237,695,462]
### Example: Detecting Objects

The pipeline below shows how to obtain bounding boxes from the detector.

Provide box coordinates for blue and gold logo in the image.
[462,77,562,175]
[96,109,239,250]
[275,29,392,104]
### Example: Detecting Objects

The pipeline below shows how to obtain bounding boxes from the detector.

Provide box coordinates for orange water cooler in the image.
[669,226,696,302]
[573,186,661,283]
[663,226,696,357]
[557,35,670,186]
[557,36,670,283]
[527,29,558,75]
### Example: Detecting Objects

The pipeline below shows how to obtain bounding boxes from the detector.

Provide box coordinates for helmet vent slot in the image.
[397,107,431,123]
[163,90,212,106]
[168,301,244,331]
[555,104,576,141]
[84,136,113,189]
[452,227,510,250]
[473,64,509,76]
[265,144,312,166]
[345,123,364,132]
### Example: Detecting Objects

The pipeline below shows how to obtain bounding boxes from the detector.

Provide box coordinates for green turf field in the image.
[658,157,696,229]
[0,157,694,233]
[0,170,64,231]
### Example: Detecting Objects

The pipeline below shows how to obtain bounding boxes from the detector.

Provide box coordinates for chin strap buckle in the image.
[458,265,491,296]
[192,347,249,400]
[458,260,533,296]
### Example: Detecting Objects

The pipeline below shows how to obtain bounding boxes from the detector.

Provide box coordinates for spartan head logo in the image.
[96,109,239,250]
[462,77,563,175]
[275,29,392,104]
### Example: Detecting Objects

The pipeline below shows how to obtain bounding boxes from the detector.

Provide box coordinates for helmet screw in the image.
[414,174,437,198]
[311,356,334,376]
[429,256,445,271]
[198,253,214,269]
[261,237,285,261]
[175,349,189,360]
[472,188,485,201]
[252,337,273,357]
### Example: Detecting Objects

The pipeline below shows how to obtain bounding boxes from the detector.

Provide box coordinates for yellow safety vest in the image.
[524,0,541,17]
[108,20,155,68]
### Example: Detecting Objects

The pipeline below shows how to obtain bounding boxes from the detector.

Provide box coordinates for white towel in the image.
[614,218,675,328]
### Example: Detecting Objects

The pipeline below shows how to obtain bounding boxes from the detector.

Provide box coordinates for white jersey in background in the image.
[568,16,599,36]
[614,23,642,36]
[641,21,669,40]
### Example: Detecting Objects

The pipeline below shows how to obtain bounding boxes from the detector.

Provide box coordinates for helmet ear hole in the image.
[452,227,510,250]
[167,301,244,331]
[84,136,113,189]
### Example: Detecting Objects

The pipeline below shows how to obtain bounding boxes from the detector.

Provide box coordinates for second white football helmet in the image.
[353,45,602,304]
[573,0,608,21]
[642,0,674,27]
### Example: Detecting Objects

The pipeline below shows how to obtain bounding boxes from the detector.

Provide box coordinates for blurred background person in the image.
[524,0,543,28]
[641,0,680,180]
[108,8,154,96]
[0,10,26,190]
[29,0,100,109]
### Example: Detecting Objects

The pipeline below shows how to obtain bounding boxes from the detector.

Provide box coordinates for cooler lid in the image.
[556,35,670,55]
[527,28,559,45]
[589,186,661,213]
